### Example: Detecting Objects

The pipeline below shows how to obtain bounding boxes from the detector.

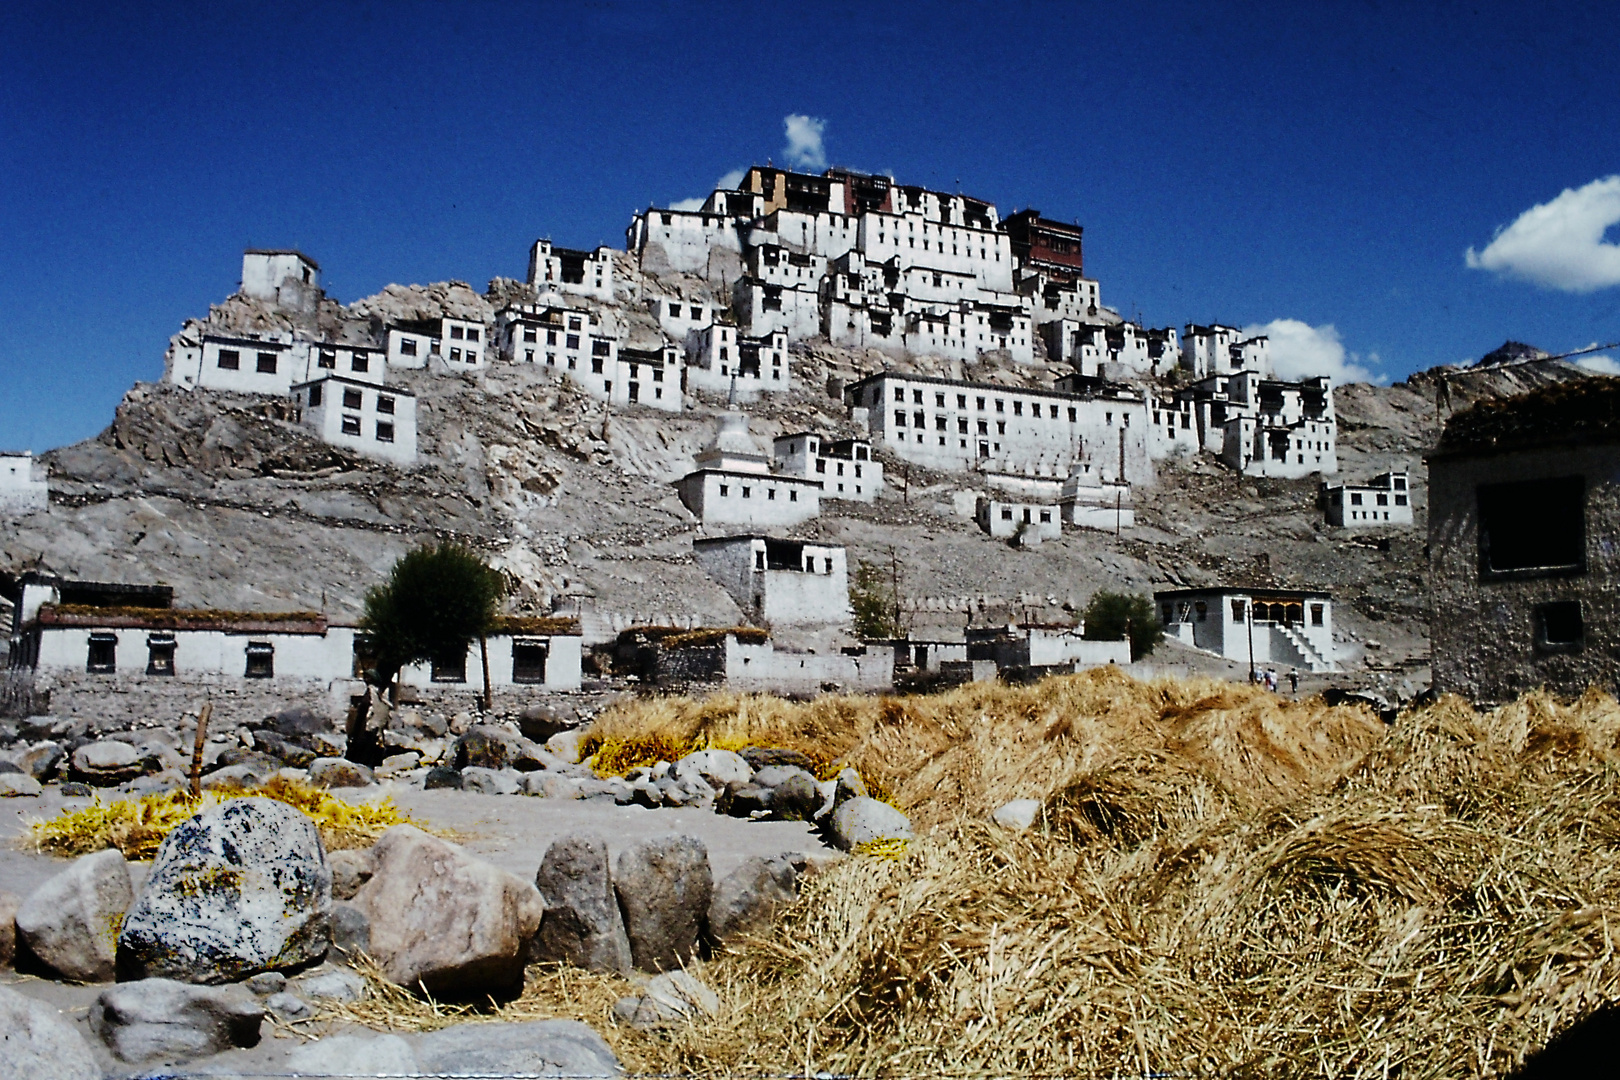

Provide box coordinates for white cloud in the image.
[1242,319,1383,384]
[1576,352,1620,375]
[668,167,748,211]
[1465,176,1620,292]
[782,114,827,169]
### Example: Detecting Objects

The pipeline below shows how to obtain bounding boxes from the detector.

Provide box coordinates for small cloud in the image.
[1576,352,1620,376]
[667,167,749,212]
[1465,176,1620,292]
[668,196,704,211]
[1242,319,1383,384]
[783,114,827,169]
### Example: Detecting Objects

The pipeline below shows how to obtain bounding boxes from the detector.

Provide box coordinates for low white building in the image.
[1323,470,1413,527]
[648,295,717,341]
[1181,324,1271,378]
[1044,320,1180,379]
[240,249,321,314]
[386,317,489,371]
[167,333,386,397]
[685,325,792,396]
[0,452,48,515]
[692,535,852,629]
[1060,474,1133,531]
[528,240,615,302]
[673,413,821,528]
[772,432,882,501]
[290,377,418,465]
[626,207,746,282]
[966,622,1132,670]
[1156,587,1336,672]
[975,497,1061,542]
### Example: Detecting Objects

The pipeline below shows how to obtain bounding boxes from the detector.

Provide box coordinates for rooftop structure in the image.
[0,452,48,516]
[528,239,615,302]
[673,413,821,527]
[1156,586,1336,673]
[240,249,321,313]
[1323,471,1412,527]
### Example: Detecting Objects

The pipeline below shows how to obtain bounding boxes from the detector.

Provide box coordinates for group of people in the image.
[1254,668,1301,694]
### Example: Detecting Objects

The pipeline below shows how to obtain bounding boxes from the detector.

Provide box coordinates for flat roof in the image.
[244,249,320,270]
[1432,376,1620,458]
[847,369,1144,403]
[1154,587,1331,601]
[290,375,414,396]
[693,534,843,547]
[203,334,291,349]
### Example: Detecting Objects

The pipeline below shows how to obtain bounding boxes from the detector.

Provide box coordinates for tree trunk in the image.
[479,634,492,714]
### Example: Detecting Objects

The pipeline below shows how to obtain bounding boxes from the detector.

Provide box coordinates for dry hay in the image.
[505,670,1620,1077]
[25,776,425,859]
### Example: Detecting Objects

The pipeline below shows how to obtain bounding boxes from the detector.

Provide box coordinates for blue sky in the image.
[3,0,1618,451]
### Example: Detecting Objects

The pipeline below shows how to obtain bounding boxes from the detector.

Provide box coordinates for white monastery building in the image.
[691,535,852,630]
[771,432,882,502]
[673,413,821,528]
[0,452,49,516]
[1156,587,1336,672]
[386,316,488,371]
[528,239,615,303]
[290,377,418,465]
[1323,470,1412,527]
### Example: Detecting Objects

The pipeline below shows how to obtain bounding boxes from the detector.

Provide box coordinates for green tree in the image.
[360,542,505,702]
[1081,591,1163,660]
[849,552,904,640]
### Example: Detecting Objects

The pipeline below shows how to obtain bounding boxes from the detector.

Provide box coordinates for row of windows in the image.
[995,506,1053,524]
[1347,492,1407,507]
[812,459,863,477]
[716,482,801,502]
[87,635,549,683]
[753,550,835,573]
[307,385,397,414]
[1164,601,1326,627]
[339,416,395,442]
[447,325,481,342]
[217,349,280,374]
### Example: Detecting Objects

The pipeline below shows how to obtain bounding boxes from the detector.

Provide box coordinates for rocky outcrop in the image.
[117,797,332,983]
[0,984,101,1080]
[529,835,632,974]
[351,824,544,998]
[16,848,133,981]
[92,978,264,1063]
[615,835,711,972]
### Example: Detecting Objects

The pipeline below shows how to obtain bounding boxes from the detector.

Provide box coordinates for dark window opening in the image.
[245,642,274,678]
[1479,476,1585,579]
[1536,601,1583,649]
[256,352,277,374]
[87,632,117,674]
[1311,603,1325,627]
[308,384,322,407]
[376,396,395,415]
[146,635,176,676]
[400,338,418,356]
[343,388,363,409]
[431,652,467,683]
[341,415,361,436]
[512,640,548,684]
[217,349,240,370]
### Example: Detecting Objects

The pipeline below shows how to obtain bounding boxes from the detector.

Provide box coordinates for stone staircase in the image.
[1274,623,1334,673]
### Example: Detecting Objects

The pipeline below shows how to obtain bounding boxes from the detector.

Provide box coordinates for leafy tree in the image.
[849,553,904,640]
[1081,591,1163,660]
[360,542,505,700]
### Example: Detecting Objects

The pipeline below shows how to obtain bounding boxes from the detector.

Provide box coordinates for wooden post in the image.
[189,700,212,798]
[478,635,493,714]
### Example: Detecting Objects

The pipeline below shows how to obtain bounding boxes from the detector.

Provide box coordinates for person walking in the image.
[1289,669,1300,694]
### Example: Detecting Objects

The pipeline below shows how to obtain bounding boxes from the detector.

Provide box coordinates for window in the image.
[566,334,580,350]
[1013,401,1023,416]
[789,490,798,501]
[512,640,548,684]
[257,352,278,373]
[1194,601,1208,622]
[376,396,395,415]
[913,390,924,404]
[592,357,604,374]
[1350,493,1363,506]
[318,349,337,369]
[466,328,480,342]
[1039,510,1051,523]
[592,340,611,357]
[767,488,776,500]
[400,338,418,357]
[755,551,765,569]
[894,410,907,427]
[995,399,1004,413]
[245,642,274,679]
[957,394,967,408]
[1000,507,1013,521]
[376,422,395,443]
[815,459,826,473]
[742,487,751,498]
[1311,604,1324,627]
[524,327,537,343]
[87,633,117,674]
[308,384,323,407]
[450,347,461,361]
[146,635,176,676]
[217,349,240,370]
[450,325,464,339]
[1395,494,1408,506]
[352,352,369,373]
[1376,493,1389,506]
[341,415,361,436]
[343,388,363,409]
[1479,476,1585,579]
[1232,600,1247,622]
[431,651,466,683]
[719,484,730,496]
[1535,601,1583,649]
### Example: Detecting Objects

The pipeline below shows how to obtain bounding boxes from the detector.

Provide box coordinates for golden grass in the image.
[25,776,423,859]
[468,669,1620,1077]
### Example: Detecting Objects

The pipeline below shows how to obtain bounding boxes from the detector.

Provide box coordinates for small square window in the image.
[400,338,418,357]
[146,635,176,676]
[256,352,278,373]
[512,640,547,684]
[431,652,466,682]
[245,642,274,679]
[87,633,117,674]
[450,325,464,339]
[341,414,361,436]
[376,396,395,415]
[466,328,480,342]
[217,349,240,370]
[376,422,395,443]
[318,349,337,369]
[343,388,363,409]
[351,352,369,373]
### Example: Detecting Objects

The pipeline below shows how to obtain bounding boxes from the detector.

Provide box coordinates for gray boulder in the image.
[329,901,371,954]
[70,739,145,785]
[92,978,263,1063]
[244,972,285,996]
[613,970,720,1028]
[414,1018,620,1077]
[199,765,259,792]
[672,749,752,791]
[723,783,773,817]
[750,764,815,788]
[328,848,375,900]
[424,766,462,790]
[16,848,133,980]
[0,773,42,797]
[0,983,101,1080]
[529,836,631,974]
[615,835,712,972]
[265,991,314,1021]
[288,1033,418,1076]
[512,741,564,772]
[117,797,332,983]
[521,772,585,798]
[251,731,315,768]
[308,757,373,788]
[128,770,185,797]
[265,706,327,741]
[461,765,521,795]
[517,703,576,743]
[829,797,913,851]
[772,773,822,820]
[991,798,1042,831]
[708,853,805,944]
[0,890,19,966]
[17,741,62,781]
[296,967,367,1003]
[453,725,523,770]
[351,824,543,998]
[739,746,818,771]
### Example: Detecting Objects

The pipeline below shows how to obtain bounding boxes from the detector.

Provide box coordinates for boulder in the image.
[461,766,521,795]
[517,703,577,743]
[328,848,375,900]
[128,770,186,797]
[351,825,544,999]
[264,706,327,739]
[117,797,332,983]
[615,835,712,972]
[245,972,285,996]
[287,1033,418,1077]
[69,739,144,785]
[673,749,752,791]
[0,891,19,966]
[60,782,93,797]
[739,746,818,772]
[309,731,346,757]
[0,757,17,773]
[414,1018,619,1078]
[0,773,42,797]
[545,728,587,763]
[92,978,263,1063]
[991,799,1042,831]
[751,764,816,788]
[424,766,463,790]
[16,741,62,781]
[213,748,284,779]
[265,991,314,1020]
[723,783,773,817]
[329,902,371,954]
[708,853,804,944]
[529,835,632,974]
[771,773,822,821]
[453,725,523,770]
[521,772,585,799]
[296,967,367,1003]
[250,731,315,768]
[377,751,421,775]
[308,757,373,788]
[613,970,720,1028]
[199,765,259,791]
[0,983,101,1080]
[833,767,869,805]
[513,741,564,772]
[16,848,133,981]
[828,797,913,851]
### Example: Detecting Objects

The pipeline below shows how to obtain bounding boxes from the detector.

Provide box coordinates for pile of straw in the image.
[488,670,1617,1076]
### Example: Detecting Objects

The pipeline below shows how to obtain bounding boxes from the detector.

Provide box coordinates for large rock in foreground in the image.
[615,835,711,972]
[352,824,544,999]
[92,978,263,1063]
[829,797,913,851]
[708,853,804,944]
[0,984,101,1080]
[529,835,632,974]
[117,797,332,983]
[16,848,133,981]
[414,1018,620,1077]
